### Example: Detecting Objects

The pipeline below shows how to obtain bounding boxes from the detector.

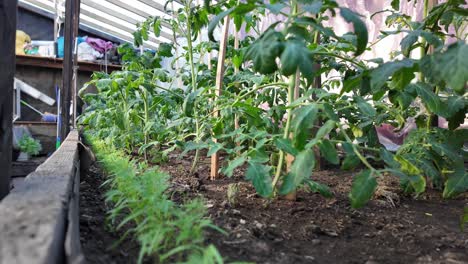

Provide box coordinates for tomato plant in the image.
[80,0,467,210]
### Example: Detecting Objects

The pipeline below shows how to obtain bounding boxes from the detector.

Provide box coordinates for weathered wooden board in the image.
[0,0,17,199]
[0,131,82,264]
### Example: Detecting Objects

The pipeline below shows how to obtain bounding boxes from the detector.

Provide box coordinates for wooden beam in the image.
[61,0,78,141]
[210,16,230,180]
[0,0,17,199]
[16,54,122,73]
[72,0,80,129]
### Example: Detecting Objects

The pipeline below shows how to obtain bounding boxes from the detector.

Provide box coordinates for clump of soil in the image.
[160,155,468,264]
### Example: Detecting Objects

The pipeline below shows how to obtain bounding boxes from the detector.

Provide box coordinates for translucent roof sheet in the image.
[19,0,182,49]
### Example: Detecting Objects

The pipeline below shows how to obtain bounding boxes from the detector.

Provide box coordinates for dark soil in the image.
[79,165,143,264]
[161,155,468,264]
[80,154,468,264]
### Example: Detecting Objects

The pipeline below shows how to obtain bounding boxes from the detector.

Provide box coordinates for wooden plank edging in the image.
[0,130,83,264]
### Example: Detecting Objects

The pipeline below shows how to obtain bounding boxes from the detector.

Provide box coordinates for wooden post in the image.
[72,0,80,128]
[61,0,80,141]
[0,0,17,199]
[210,17,230,180]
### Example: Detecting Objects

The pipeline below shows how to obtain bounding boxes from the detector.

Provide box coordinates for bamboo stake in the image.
[210,16,230,180]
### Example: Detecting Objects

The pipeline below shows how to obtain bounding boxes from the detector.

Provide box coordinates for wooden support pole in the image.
[210,16,230,180]
[61,0,80,140]
[0,0,17,199]
[72,0,80,129]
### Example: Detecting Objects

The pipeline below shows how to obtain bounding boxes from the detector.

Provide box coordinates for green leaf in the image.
[280,39,315,81]
[246,162,273,198]
[280,149,315,195]
[349,170,377,208]
[394,154,421,175]
[444,96,466,117]
[265,3,286,14]
[391,0,400,10]
[153,17,161,37]
[443,166,468,199]
[370,59,415,93]
[274,138,299,156]
[406,174,427,194]
[354,96,376,117]
[305,180,333,198]
[421,42,468,94]
[447,108,466,130]
[291,104,319,149]
[208,3,257,41]
[318,140,339,165]
[207,143,223,156]
[245,29,284,74]
[342,154,361,170]
[400,30,442,57]
[413,83,444,116]
[208,7,235,42]
[340,7,368,56]
[183,90,198,117]
[223,156,246,177]
[315,120,336,140]
[380,148,399,168]
[323,103,340,121]
[158,43,173,57]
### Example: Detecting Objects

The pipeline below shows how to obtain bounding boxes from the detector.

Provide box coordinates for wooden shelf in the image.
[16,54,122,73]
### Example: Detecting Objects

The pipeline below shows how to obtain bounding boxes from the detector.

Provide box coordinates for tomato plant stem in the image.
[272,72,296,190]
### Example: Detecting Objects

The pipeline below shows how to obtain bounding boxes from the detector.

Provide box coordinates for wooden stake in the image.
[0,0,17,199]
[210,16,230,180]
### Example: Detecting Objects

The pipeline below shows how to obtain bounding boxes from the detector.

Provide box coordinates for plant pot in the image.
[17,152,30,161]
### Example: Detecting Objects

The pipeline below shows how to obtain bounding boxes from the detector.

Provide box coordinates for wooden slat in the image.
[210,16,230,180]
[0,0,16,199]
[16,54,122,73]
[0,131,81,263]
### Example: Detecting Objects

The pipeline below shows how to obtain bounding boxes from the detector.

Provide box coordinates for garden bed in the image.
[79,165,143,264]
[164,155,468,263]
[80,153,468,264]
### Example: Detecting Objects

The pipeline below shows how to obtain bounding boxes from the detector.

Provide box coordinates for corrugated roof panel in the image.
[19,0,179,49]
